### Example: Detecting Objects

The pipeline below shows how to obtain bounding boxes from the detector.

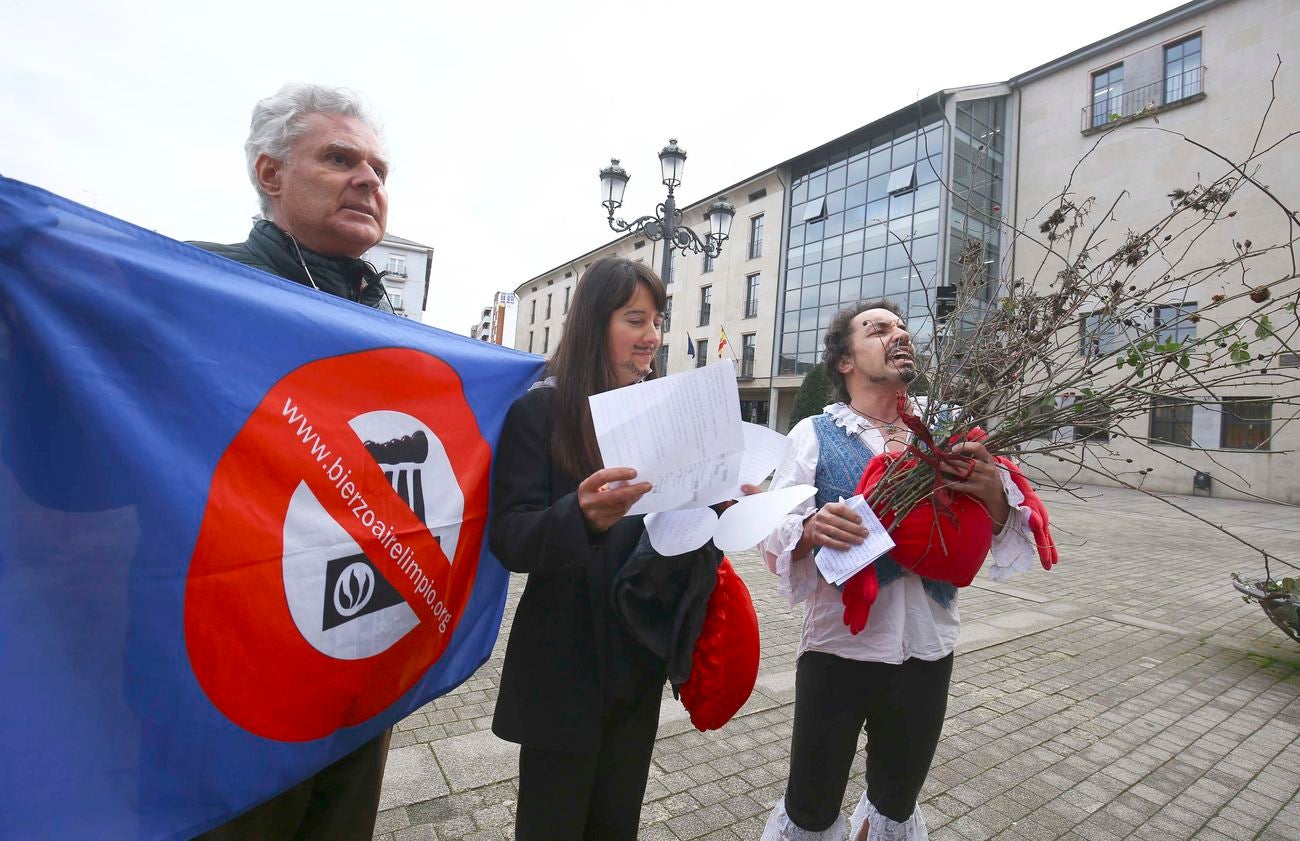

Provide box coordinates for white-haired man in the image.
[192,82,393,310]
[191,82,394,841]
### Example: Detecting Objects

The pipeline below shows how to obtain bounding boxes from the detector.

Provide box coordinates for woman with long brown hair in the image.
[489,256,713,839]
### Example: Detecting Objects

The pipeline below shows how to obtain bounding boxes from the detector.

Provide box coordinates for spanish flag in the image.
[717,327,730,358]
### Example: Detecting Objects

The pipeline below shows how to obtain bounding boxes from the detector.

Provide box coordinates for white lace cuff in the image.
[763,510,819,606]
[849,791,928,840]
[986,466,1036,583]
[761,796,847,840]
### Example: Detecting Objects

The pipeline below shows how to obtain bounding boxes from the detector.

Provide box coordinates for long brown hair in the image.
[548,256,667,479]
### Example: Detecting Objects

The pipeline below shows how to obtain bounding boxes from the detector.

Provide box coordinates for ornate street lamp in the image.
[599,138,736,286]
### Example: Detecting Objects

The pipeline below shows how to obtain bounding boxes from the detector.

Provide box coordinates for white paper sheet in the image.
[588,362,744,515]
[644,507,719,555]
[813,494,896,586]
[736,421,793,492]
[714,484,817,553]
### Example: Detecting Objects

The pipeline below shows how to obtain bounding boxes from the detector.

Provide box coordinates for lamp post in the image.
[599,139,736,287]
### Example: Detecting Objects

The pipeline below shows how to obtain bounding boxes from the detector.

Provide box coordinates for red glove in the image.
[841,564,879,635]
[996,458,1058,569]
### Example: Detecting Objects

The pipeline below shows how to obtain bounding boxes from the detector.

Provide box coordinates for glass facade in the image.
[778,109,945,375]
[777,96,1008,377]
[949,96,1007,317]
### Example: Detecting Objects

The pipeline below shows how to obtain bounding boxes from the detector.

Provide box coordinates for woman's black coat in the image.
[488,386,665,753]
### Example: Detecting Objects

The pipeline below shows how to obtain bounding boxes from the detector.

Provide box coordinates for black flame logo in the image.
[338,565,373,612]
[333,562,376,618]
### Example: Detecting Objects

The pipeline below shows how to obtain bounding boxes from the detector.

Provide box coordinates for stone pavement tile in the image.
[668,802,739,839]
[697,829,745,841]
[460,830,508,841]
[379,745,449,811]
[471,802,511,830]
[373,807,411,835]
[429,729,517,793]
[392,826,436,841]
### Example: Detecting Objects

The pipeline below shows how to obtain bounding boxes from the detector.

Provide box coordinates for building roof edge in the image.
[1010,0,1231,86]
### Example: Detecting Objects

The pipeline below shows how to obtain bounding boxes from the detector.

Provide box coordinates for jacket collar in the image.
[247,220,383,300]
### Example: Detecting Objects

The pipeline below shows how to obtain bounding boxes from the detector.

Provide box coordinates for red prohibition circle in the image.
[184,348,490,742]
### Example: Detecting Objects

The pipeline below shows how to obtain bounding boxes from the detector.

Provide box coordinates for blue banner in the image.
[0,177,544,840]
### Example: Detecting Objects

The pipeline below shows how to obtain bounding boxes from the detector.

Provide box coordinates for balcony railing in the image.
[740,355,755,379]
[743,298,759,319]
[1081,66,1205,132]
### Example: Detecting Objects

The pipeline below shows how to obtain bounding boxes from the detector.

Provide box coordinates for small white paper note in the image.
[714,484,817,553]
[814,494,896,586]
[644,507,719,555]
[588,362,744,515]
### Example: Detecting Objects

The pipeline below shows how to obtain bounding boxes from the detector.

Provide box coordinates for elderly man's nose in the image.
[355,164,382,188]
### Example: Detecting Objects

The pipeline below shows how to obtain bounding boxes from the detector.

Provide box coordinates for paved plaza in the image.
[372,486,1300,840]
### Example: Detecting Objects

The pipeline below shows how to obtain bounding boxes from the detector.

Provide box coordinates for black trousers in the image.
[193,729,391,841]
[784,651,953,831]
[515,687,662,841]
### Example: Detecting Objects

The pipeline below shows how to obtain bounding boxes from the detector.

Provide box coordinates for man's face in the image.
[837,307,917,387]
[259,112,389,258]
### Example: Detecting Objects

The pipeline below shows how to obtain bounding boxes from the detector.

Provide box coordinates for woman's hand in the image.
[803,501,869,552]
[711,484,763,515]
[940,441,1011,532]
[578,467,653,534]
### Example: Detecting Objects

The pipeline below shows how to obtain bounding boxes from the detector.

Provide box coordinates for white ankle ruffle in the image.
[760,796,847,840]
[848,791,928,841]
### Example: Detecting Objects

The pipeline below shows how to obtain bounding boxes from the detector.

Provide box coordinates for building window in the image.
[1165,34,1202,104]
[543,326,550,354]
[1220,398,1272,451]
[1080,311,1121,357]
[699,285,712,326]
[389,289,404,311]
[664,294,673,333]
[1154,302,1197,344]
[528,331,534,353]
[1073,421,1110,444]
[655,345,668,376]
[1068,395,1112,443]
[385,254,407,277]
[1091,64,1124,128]
[695,339,708,368]
[665,250,675,284]
[530,299,536,324]
[563,286,571,314]
[748,215,764,259]
[703,252,714,273]
[740,398,769,425]
[1150,397,1193,446]
[741,333,756,378]
[545,293,552,319]
[886,164,917,195]
[802,198,827,223]
[744,274,760,319]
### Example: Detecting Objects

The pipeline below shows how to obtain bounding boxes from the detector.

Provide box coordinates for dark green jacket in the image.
[190,220,393,312]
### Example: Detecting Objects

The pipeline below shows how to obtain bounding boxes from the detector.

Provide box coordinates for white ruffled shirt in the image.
[760,403,1037,664]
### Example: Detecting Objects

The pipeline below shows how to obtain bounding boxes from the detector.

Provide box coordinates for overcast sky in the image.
[3,0,1178,334]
